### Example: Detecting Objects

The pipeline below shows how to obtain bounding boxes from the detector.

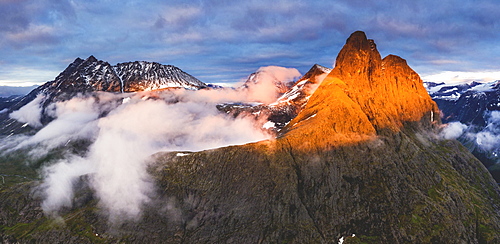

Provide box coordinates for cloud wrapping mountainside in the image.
[8,94,45,128]
[3,87,279,221]
[439,111,500,163]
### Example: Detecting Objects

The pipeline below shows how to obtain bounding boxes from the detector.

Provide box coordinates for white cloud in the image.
[12,95,103,157]
[40,156,94,216]
[473,111,500,152]
[475,131,500,151]
[241,66,301,104]
[9,94,45,127]
[2,89,274,222]
[441,111,500,159]
[440,121,467,140]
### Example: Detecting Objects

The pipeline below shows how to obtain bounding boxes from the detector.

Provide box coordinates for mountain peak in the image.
[296,64,331,85]
[333,31,382,84]
[85,55,98,63]
[73,57,85,64]
[48,57,206,95]
[345,31,370,49]
[115,61,206,92]
[282,31,439,149]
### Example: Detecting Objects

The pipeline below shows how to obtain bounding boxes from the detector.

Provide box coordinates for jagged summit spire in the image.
[281,31,439,149]
[345,31,370,49]
[333,31,382,82]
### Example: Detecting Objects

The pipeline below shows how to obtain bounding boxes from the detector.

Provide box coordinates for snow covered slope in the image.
[115,61,206,92]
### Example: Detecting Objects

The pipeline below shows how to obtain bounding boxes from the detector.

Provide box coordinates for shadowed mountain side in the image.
[148,131,500,243]
[1,129,499,243]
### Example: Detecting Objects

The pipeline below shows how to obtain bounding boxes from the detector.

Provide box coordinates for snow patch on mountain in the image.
[115,61,206,91]
[424,80,497,101]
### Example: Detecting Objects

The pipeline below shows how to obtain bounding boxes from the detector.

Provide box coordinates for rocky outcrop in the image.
[282,31,439,148]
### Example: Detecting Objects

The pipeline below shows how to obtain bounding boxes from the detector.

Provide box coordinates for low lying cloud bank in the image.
[9,94,45,128]
[3,81,286,222]
[440,111,500,162]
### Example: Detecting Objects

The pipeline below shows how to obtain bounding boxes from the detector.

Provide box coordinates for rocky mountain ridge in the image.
[37,55,206,99]
[282,31,439,149]
[0,56,206,134]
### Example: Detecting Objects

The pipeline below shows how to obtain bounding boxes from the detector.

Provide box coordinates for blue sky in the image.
[1,0,499,86]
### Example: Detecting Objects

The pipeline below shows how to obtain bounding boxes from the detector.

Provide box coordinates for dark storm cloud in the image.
[1,0,499,86]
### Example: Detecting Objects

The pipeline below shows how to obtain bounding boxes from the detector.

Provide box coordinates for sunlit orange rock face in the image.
[282,31,439,149]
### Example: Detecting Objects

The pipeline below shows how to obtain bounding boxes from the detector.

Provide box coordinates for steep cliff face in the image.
[1,31,500,243]
[334,31,439,130]
[282,31,439,148]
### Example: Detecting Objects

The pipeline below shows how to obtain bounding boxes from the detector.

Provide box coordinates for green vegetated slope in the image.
[150,127,500,243]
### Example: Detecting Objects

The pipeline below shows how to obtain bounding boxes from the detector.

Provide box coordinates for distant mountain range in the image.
[426,80,500,182]
[0,86,38,111]
[0,85,38,97]
[425,80,500,125]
